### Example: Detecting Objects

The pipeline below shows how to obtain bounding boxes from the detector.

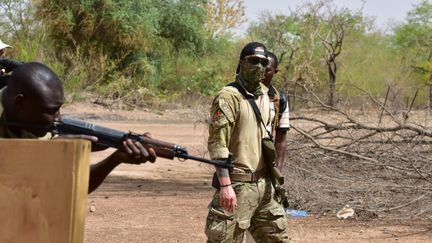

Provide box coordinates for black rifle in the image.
[52,117,233,169]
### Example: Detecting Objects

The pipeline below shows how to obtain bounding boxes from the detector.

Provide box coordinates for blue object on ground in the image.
[285,209,308,217]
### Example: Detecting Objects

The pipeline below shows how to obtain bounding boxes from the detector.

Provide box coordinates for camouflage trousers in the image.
[205,177,289,243]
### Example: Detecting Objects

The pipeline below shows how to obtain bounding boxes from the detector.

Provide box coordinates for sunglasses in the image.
[245,55,269,67]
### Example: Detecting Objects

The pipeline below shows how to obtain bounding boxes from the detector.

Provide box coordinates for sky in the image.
[234,0,425,35]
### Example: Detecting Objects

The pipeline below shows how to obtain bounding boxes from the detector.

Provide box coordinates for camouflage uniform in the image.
[206,80,289,243]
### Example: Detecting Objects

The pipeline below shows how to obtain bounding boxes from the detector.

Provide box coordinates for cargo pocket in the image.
[231,182,245,196]
[237,219,250,230]
[269,207,288,232]
[205,208,233,241]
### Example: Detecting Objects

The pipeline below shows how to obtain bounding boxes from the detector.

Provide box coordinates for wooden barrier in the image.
[0,139,91,243]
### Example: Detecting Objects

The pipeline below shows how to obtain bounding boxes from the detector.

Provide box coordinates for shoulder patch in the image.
[211,109,228,128]
[212,110,222,122]
[219,99,234,123]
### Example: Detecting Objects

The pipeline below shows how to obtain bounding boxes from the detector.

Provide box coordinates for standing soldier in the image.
[262,51,289,172]
[205,42,289,242]
[244,50,291,243]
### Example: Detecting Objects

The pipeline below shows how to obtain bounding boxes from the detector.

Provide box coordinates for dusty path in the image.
[62,103,432,243]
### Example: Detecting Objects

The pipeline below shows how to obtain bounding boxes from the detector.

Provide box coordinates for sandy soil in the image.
[62,103,432,243]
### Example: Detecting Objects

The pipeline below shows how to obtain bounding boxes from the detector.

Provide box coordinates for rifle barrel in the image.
[176,153,232,169]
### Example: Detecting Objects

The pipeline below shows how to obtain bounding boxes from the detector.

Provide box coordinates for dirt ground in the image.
[62,103,432,243]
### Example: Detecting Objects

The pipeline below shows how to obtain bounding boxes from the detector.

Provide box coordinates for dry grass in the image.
[284,107,432,220]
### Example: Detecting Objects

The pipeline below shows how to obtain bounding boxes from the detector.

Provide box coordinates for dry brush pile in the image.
[284,86,432,219]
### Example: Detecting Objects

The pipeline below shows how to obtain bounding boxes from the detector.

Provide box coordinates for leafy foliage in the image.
[1,0,431,108]
[35,0,224,99]
[247,0,430,107]
[394,0,432,85]
[0,0,46,61]
[158,0,207,54]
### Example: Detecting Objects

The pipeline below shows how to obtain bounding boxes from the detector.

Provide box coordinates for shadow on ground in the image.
[91,174,213,198]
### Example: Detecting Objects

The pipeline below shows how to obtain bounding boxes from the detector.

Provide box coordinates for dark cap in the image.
[239,42,267,60]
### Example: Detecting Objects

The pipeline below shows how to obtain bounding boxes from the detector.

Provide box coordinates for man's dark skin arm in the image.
[89,153,122,193]
[275,129,287,171]
[56,135,155,194]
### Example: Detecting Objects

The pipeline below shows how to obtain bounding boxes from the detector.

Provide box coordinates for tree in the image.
[247,13,308,110]
[205,0,245,37]
[36,0,162,89]
[248,0,366,108]
[36,0,210,95]
[0,0,45,61]
[394,0,432,108]
[248,14,301,90]
[159,0,208,54]
[311,1,365,106]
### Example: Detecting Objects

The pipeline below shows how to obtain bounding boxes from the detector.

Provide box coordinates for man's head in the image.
[236,42,268,96]
[0,39,11,57]
[263,51,279,87]
[2,62,64,137]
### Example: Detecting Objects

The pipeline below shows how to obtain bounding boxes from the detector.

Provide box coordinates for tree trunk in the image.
[428,50,432,109]
[327,58,337,107]
[283,50,295,110]
[291,81,297,111]
[429,84,432,110]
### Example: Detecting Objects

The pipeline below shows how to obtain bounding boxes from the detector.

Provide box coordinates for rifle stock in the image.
[53,117,233,169]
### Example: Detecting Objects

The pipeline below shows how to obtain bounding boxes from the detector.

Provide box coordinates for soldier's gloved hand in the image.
[219,185,237,213]
[114,137,157,164]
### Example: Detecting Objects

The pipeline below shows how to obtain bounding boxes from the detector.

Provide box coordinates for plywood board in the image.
[0,139,91,243]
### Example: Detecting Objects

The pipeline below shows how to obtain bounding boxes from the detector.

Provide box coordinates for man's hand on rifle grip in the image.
[116,136,157,164]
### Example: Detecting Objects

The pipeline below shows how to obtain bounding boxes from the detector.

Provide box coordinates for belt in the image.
[229,168,269,182]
